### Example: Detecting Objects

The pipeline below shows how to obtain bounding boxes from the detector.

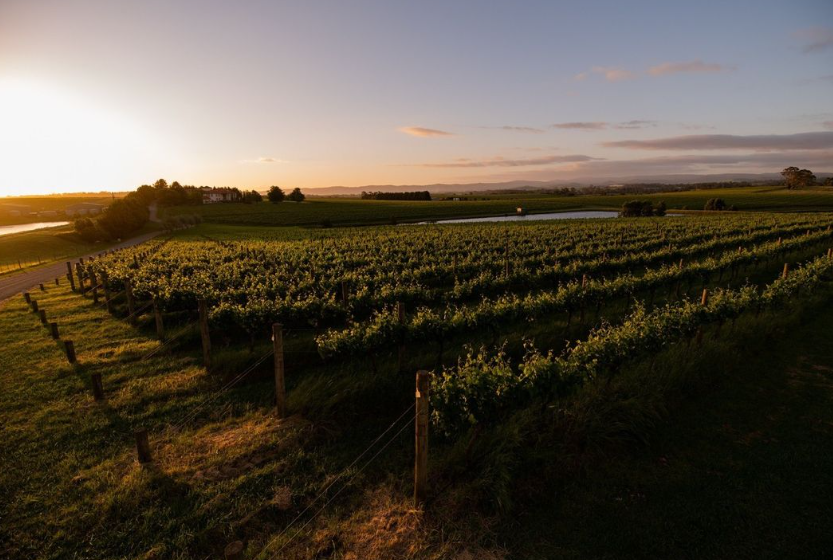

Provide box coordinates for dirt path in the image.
[0,230,161,301]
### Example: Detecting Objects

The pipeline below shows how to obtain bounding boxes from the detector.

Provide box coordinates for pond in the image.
[421,210,619,224]
[0,221,70,237]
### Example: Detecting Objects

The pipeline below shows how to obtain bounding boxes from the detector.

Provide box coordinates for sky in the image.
[0,0,832,195]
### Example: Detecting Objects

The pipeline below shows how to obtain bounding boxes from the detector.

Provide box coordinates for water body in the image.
[423,210,619,224]
[0,221,69,237]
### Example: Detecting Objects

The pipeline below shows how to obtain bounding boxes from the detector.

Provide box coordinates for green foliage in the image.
[287,188,305,203]
[782,166,817,189]
[267,186,285,203]
[704,198,727,211]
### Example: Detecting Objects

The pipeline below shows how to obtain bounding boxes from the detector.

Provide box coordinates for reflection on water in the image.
[0,221,69,237]
[422,211,620,224]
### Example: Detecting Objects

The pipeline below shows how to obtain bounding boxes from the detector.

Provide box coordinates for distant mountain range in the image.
[306,172,832,196]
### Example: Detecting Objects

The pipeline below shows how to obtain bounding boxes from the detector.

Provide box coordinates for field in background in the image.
[165,186,833,227]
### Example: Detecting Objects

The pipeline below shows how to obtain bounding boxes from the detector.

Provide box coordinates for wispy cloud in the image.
[602,132,833,151]
[492,125,546,134]
[648,60,733,76]
[241,156,285,163]
[551,121,608,130]
[415,154,600,168]
[794,26,833,53]
[399,126,454,137]
[550,120,656,130]
[591,66,637,82]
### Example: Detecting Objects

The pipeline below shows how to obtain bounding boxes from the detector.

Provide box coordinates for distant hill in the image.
[306,172,832,196]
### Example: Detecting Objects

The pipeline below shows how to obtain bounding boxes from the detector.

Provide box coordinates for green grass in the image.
[0,222,160,276]
[3,220,833,559]
[165,186,833,228]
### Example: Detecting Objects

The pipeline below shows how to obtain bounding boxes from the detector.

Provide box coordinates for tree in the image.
[74,217,103,242]
[653,201,667,217]
[267,186,285,203]
[153,178,169,191]
[823,177,833,186]
[704,198,727,211]
[97,198,149,240]
[288,187,305,202]
[243,190,263,203]
[781,167,816,189]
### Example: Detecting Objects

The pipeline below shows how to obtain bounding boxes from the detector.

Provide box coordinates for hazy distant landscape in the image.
[2,1,833,559]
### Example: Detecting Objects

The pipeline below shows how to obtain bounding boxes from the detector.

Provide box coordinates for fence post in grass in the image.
[134,428,152,464]
[66,261,74,289]
[55,277,60,286]
[828,247,833,260]
[64,340,76,364]
[31,300,38,313]
[39,309,47,325]
[782,263,789,279]
[701,288,709,307]
[23,292,30,305]
[415,370,430,507]
[198,299,211,370]
[224,542,244,560]
[76,263,86,296]
[50,322,59,340]
[153,298,164,340]
[90,271,99,304]
[39,283,45,291]
[397,301,406,373]
[90,373,104,401]
[341,280,349,304]
[103,277,113,313]
[273,323,286,418]
[125,279,136,324]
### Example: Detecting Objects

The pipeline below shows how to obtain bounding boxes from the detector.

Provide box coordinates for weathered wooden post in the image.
[55,277,60,286]
[39,309,47,325]
[782,263,789,279]
[50,322,59,340]
[90,271,99,304]
[66,262,76,291]
[341,280,349,303]
[414,370,430,507]
[90,373,104,401]
[134,428,152,464]
[64,340,76,364]
[125,279,136,324]
[153,298,164,340]
[31,300,38,313]
[273,323,286,418]
[76,262,87,296]
[398,301,406,373]
[23,292,30,304]
[103,277,113,313]
[39,283,45,291]
[198,299,211,370]
[224,542,244,560]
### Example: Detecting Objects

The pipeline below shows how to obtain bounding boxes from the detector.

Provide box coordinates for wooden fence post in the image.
[782,263,789,279]
[39,283,45,291]
[415,370,430,507]
[66,262,76,291]
[198,299,211,370]
[103,278,113,313]
[76,263,86,295]
[39,309,47,325]
[55,277,60,286]
[50,322,59,340]
[341,280,349,303]
[90,271,99,304]
[91,373,104,401]
[701,288,709,306]
[64,340,76,364]
[134,428,152,463]
[224,542,244,560]
[125,279,136,324]
[23,292,30,304]
[31,300,38,313]
[398,302,406,373]
[273,323,286,418]
[153,298,164,340]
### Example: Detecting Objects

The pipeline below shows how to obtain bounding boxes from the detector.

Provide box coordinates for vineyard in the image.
[5,212,833,558]
[82,213,833,429]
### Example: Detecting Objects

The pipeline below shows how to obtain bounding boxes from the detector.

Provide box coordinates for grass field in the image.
[0,195,119,225]
[3,211,833,559]
[165,186,833,227]
[0,222,159,276]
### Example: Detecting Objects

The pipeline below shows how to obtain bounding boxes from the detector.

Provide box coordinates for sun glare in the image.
[0,78,168,196]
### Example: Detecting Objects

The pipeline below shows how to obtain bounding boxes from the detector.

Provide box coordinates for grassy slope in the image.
[501,298,833,559]
[0,223,160,276]
[166,186,833,227]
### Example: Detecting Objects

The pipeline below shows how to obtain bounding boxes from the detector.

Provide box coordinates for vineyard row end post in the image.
[415,370,430,507]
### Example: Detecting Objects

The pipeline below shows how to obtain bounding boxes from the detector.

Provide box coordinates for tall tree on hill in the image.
[268,186,285,203]
[781,167,816,189]
[288,187,305,202]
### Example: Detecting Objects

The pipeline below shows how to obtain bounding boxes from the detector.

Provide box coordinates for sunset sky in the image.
[1,0,832,195]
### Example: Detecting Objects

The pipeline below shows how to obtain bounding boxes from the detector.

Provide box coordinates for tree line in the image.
[360,191,432,201]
